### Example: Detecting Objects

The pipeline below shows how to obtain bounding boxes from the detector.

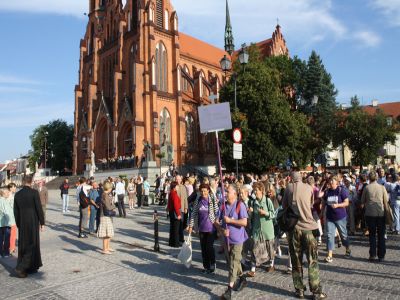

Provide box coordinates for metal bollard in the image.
[153,209,160,252]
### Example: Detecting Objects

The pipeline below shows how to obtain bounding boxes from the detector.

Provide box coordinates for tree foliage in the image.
[334,98,396,169]
[219,46,311,173]
[29,119,73,172]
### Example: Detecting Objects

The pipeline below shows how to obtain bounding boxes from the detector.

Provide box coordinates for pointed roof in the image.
[224,0,234,55]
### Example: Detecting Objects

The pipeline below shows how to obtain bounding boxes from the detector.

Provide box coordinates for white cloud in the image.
[173,0,347,49]
[0,98,73,128]
[0,74,41,85]
[353,30,382,47]
[0,86,41,94]
[371,0,400,26]
[0,0,87,18]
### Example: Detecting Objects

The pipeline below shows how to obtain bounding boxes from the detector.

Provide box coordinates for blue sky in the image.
[0,0,399,162]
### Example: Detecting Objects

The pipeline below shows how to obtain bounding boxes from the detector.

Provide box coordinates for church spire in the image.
[224,0,234,55]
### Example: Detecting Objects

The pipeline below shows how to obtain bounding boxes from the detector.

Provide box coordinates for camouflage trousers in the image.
[288,228,322,293]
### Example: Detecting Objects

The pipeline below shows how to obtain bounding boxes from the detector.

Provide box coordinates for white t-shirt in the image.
[115,181,126,195]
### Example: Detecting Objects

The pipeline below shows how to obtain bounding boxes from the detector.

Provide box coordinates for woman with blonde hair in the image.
[97,181,116,254]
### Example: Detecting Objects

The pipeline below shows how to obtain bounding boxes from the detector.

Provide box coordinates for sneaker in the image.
[325,256,333,263]
[337,241,342,248]
[221,286,232,300]
[295,289,305,299]
[378,257,385,263]
[234,275,247,292]
[78,233,88,238]
[286,268,292,274]
[368,256,377,263]
[312,292,327,300]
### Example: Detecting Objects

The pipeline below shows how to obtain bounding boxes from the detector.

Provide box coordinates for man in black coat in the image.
[14,175,45,278]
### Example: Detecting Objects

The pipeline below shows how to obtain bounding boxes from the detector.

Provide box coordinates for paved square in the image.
[1,189,399,299]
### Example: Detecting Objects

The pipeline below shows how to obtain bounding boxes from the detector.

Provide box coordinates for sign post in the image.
[232,128,242,178]
[199,95,233,250]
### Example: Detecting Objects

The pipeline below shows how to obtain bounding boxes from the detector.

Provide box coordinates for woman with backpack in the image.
[188,183,218,274]
[247,182,275,277]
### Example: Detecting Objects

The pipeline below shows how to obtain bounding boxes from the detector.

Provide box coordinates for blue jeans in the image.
[326,217,350,251]
[391,201,400,232]
[89,205,98,233]
[62,194,69,212]
[0,226,11,257]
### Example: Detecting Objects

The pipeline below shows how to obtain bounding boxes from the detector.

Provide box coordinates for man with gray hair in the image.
[283,171,326,300]
[361,170,390,262]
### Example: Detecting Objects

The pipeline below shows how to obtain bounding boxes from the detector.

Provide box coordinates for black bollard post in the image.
[153,209,160,252]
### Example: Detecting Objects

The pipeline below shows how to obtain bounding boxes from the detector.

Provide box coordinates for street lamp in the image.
[238,43,249,66]
[220,55,232,77]
[44,131,49,170]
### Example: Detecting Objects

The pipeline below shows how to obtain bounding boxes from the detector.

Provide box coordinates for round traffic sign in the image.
[233,128,242,143]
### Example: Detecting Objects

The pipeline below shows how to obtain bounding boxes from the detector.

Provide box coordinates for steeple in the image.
[224,0,234,55]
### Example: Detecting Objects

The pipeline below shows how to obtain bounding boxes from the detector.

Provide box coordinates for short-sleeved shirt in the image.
[198,197,213,233]
[218,200,248,245]
[325,187,349,221]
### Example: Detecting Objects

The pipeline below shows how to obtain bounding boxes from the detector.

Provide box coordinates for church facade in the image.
[73,0,288,174]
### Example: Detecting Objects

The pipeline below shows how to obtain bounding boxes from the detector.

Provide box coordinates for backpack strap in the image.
[236,200,242,215]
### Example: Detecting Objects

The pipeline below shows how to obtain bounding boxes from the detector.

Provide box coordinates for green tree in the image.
[299,51,338,162]
[336,100,396,169]
[29,119,73,172]
[219,46,311,173]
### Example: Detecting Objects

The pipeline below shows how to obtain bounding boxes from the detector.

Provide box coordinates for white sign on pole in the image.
[198,102,232,133]
[233,143,242,152]
[233,143,242,160]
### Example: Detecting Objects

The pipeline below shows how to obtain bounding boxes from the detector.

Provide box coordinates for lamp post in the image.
[44,131,49,170]
[219,44,248,179]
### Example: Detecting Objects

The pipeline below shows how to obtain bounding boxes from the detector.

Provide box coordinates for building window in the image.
[155,42,167,92]
[185,114,196,151]
[160,108,171,146]
[182,66,191,93]
[164,10,169,30]
[202,83,210,98]
[128,11,131,31]
[130,46,136,92]
[156,0,163,28]
[205,133,216,153]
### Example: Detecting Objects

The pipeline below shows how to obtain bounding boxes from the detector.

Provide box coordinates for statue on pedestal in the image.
[90,151,96,177]
[143,139,153,162]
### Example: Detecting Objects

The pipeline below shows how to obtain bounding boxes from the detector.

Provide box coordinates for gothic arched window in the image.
[185,113,196,151]
[182,66,191,93]
[130,46,136,92]
[155,42,168,92]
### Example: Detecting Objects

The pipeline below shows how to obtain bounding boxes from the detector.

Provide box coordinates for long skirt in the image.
[169,214,180,247]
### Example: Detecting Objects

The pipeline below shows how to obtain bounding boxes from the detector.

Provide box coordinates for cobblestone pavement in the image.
[1,189,399,300]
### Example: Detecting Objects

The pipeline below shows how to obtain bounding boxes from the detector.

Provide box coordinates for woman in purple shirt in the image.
[322,176,351,263]
[188,183,218,273]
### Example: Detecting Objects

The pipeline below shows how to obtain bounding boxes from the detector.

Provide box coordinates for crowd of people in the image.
[162,168,396,299]
[0,167,397,299]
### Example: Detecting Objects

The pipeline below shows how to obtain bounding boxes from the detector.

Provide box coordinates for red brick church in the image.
[73,0,288,174]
